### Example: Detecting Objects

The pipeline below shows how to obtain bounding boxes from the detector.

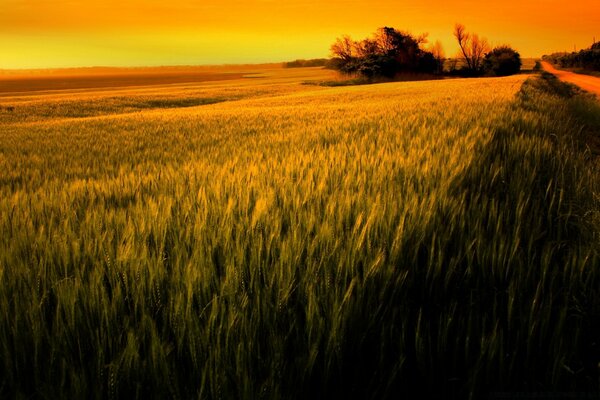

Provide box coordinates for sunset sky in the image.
[1,0,598,69]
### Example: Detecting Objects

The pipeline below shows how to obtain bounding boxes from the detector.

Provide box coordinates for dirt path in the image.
[541,61,600,97]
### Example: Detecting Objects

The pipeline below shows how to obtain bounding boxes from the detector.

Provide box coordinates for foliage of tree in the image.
[483,46,522,76]
[543,43,600,71]
[329,27,442,79]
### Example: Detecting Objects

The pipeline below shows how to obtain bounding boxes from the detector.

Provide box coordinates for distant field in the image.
[520,57,538,71]
[0,64,336,94]
[0,66,598,399]
[0,71,252,93]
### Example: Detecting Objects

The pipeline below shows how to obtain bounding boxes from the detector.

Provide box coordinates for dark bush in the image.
[483,46,522,76]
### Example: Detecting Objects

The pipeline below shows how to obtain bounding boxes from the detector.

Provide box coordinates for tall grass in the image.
[0,72,598,399]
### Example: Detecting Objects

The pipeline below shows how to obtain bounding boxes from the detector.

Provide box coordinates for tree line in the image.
[329,24,521,80]
[284,59,329,68]
[542,42,600,71]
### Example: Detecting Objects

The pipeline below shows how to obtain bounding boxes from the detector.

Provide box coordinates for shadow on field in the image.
[521,72,600,154]
[442,71,600,396]
[0,96,230,123]
[138,97,227,110]
[285,73,600,400]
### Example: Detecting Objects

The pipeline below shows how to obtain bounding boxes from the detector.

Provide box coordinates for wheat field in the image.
[0,67,598,398]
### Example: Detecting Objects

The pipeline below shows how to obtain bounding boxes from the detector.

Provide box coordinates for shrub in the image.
[484,46,522,76]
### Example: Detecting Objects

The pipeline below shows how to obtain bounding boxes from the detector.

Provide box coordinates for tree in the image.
[355,38,380,58]
[330,35,355,62]
[330,27,442,79]
[483,46,522,76]
[330,35,361,75]
[542,43,600,72]
[454,23,471,70]
[453,23,490,75]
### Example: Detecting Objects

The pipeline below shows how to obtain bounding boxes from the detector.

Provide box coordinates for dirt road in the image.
[541,61,600,97]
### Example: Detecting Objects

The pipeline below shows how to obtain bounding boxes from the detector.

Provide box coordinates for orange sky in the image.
[1,0,598,69]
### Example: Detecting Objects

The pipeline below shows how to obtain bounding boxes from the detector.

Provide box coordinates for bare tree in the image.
[454,23,472,70]
[453,23,489,74]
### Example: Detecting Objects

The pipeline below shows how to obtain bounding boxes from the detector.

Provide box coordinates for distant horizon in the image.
[0,54,561,73]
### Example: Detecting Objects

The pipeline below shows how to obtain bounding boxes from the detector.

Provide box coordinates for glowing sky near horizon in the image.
[1,0,598,69]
